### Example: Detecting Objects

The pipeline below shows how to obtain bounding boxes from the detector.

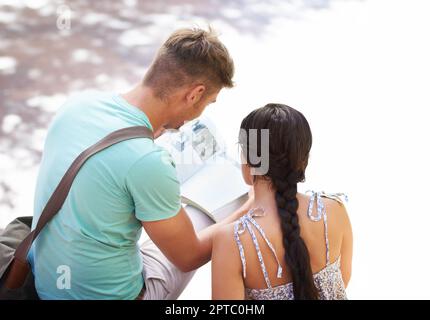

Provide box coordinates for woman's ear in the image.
[240,151,254,186]
[241,163,254,186]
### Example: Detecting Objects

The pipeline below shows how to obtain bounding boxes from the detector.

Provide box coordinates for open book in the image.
[155,117,249,222]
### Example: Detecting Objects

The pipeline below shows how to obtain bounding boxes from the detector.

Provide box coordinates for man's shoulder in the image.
[50,90,114,124]
[128,146,176,175]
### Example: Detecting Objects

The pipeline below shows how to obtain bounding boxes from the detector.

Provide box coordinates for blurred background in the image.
[1,0,430,299]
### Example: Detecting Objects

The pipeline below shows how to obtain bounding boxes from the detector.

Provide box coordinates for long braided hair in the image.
[239,103,318,300]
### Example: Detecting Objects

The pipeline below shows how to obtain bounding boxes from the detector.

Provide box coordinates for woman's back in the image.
[211,104,353,300]
[230,191,351,300]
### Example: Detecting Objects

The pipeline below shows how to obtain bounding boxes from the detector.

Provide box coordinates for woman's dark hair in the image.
[239,103,318,300]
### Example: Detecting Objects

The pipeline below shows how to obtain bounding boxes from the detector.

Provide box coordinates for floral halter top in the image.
[233,191,348,300]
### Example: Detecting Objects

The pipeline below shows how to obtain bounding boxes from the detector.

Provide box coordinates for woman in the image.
[211,103,353,300]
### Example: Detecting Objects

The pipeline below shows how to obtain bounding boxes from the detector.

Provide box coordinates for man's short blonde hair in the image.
[143,27,234,99]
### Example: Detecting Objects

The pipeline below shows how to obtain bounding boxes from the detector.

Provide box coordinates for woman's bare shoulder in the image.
[212,221,244,269]
[320,192,351,229]
[213,218,255,257]
[213,222,238,252]
[298,191,351,227]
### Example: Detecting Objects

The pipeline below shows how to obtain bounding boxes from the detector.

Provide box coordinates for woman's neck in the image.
[252,178,279,215]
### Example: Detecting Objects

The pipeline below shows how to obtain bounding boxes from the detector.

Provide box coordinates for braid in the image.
[239,103,316,299]
[272,171,319,299]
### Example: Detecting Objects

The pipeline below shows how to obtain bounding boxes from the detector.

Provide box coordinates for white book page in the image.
[180,158,249,215]
[155,116,225,184]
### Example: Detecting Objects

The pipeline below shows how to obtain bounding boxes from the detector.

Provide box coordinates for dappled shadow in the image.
[0,0,345,212]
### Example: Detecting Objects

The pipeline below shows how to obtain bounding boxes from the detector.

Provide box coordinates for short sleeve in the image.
[125,149,181,222]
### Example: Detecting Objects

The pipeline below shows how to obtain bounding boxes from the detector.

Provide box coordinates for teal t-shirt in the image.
[28,90,181,299]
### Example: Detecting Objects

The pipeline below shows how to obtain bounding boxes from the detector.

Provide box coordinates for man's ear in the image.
[186,84,206,105]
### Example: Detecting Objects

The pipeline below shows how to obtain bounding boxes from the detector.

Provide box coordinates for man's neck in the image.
[121,84,167,132]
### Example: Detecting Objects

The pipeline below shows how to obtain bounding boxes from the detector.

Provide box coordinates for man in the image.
[28,27,251,299]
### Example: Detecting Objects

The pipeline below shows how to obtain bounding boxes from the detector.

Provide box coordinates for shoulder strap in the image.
[307,191,330,266]
[5,126,153,289]
[234,208,283,289]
